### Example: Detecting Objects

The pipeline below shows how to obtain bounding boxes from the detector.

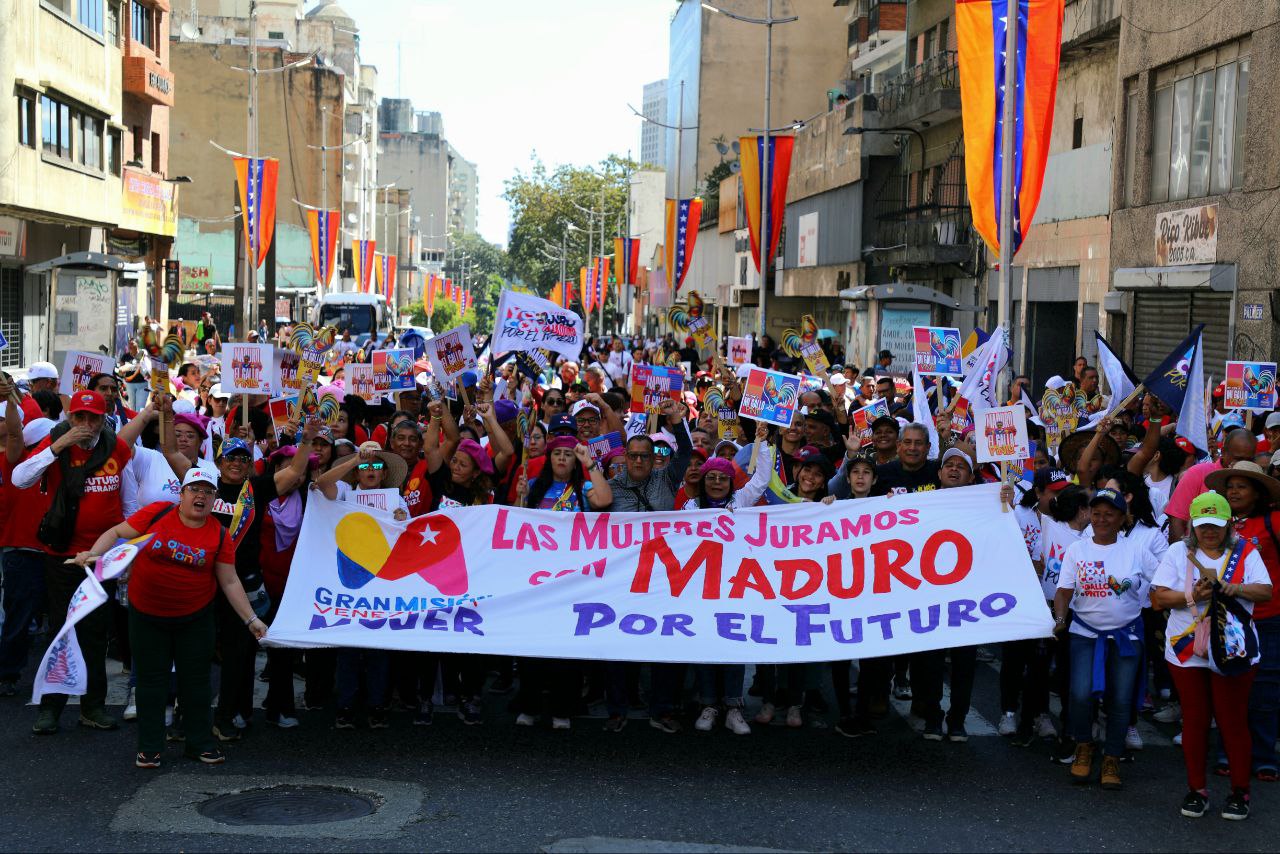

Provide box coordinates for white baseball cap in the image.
[209,383,230,400]
[570,399,601,418]
[28,362,58,380]
[940,446,974,471]
[181,468,217,490]
[1265,412,1280,430]
[829,373,848,387]
[1044,375,1067,391]
[172,398,196,415]
[22,417,55,447]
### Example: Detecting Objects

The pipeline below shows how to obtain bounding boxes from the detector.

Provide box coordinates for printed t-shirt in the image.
[870,459,940,496]
[426,464,491,510]
[1057,536,1158,639]
[1145,473,1173,526]
[1039,518,1085,601]
[1152,540,1270,668]
[124,447,218,515]
[24,435,132,554]
[401,458,436,517]
[1013,505,1042,560]
[125,501,235,618]
[535,480,592,511]
[1080,521,1170,583]
[1232,512,1280,620]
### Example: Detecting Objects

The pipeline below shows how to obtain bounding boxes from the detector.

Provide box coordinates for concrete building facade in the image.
[640,79,667,167]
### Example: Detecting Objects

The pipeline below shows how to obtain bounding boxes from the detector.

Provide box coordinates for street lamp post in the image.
[702,1,798,341]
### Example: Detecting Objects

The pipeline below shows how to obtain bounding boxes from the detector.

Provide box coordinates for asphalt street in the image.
[0,654,1276,852]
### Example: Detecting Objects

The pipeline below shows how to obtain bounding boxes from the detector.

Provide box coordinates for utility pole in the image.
[240,0,260,340]
[996,0,1018,403]
[759,0,773,342]
[598,184,606,338]
[320,106,328,297]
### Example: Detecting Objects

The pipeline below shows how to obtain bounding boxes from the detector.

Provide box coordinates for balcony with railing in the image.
[875,50,960,130]
[873,203,974,268]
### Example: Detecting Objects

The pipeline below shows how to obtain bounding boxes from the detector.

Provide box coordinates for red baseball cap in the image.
[68,391,107,416]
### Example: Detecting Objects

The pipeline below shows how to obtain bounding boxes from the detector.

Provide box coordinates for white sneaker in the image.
[1125,725,1143,751]
[694,706,718,732]
[231,713,248,729]
[123,689,137,722]
[754,702,776,724]
[1154,702,1181,724]
[725,707,751,735]
[273,715,300,729]
[515,713,537,727]
[1092,720,1103,742]
[785,705,803,728]
[1035,713,1057,739]
[1173,730,1183,745]
[164,706,174,727]
[551,717,571,730]
[997,711,1017,736]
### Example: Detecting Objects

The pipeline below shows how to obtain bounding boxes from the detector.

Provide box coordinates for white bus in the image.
[312,293,389,348]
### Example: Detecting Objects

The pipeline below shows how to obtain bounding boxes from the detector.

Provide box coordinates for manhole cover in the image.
[197,785,377,826]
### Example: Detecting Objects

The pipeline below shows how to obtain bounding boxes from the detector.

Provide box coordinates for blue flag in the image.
[1141,324,1205,414]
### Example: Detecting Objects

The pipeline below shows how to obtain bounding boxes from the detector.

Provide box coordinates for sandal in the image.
[1213,762,1231,777]
[1256,768,1278,783]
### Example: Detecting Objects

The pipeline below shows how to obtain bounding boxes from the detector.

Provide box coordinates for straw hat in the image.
[1205,460,1280,506]
[350,440,408,490]
[1057,429,1120,474]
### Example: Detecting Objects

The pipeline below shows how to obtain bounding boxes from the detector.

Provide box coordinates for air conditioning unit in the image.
[729,287,746,308]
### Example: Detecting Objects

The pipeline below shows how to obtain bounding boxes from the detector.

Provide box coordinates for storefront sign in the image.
[1155,204,1217,266]
[0,216,25,257]
[1243,303,1264,321]
[181,265,212,293]
[879,307,930,374]
[120,168,178,238]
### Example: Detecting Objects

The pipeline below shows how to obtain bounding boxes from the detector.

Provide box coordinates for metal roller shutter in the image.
[1131,290,1230,378]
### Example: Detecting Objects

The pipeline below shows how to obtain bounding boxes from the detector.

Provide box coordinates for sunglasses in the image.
[543,397,565,406]
[654,447,672,457]
[357,462,386,471]
[626,452,653,462]
[702,472,730,483]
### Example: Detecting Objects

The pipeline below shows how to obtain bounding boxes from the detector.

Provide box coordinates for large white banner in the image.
[265,485,1052,663]
[491,290,584,362]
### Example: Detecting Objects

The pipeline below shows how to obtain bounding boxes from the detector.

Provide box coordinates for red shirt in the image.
[22,435,132,555]
[126,502,235,617]
[19,395,42,422]
[402,459,435,517]
[1235,511,1280,621]
[1164,460,1221,522]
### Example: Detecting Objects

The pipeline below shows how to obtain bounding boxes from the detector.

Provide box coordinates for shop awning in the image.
[840,283,985,312]
[25,251,132,274]
[1112,264,1235,292]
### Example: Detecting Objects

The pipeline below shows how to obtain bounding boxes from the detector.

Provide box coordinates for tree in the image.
[503,154,637,329]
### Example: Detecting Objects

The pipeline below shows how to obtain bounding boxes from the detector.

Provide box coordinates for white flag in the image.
[1179,331,1208,456]
[1095,331,1136,414]
[491,290,584,362]
[913,370,941,460]
[31,571,108,703]
[955,326,1009,412]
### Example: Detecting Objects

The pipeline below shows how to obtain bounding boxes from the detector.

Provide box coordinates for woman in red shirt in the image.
[73,469,266,769]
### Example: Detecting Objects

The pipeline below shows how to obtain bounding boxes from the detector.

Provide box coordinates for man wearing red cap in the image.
[10,390,133,734]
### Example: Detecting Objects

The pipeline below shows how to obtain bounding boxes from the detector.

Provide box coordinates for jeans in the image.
[604,661,640,718]
[1068,633,1141,757]
[1250,615,1280,773]
[303,649,336,708]
[755,663,805,707]
[694,664,745,708]
[513,658,581,718]
[1000,638,1052,728]
[648,663,686,718]
[912,646,977,729]
[0,549,46,683]
[40,557,109,714]
[335,648,390,711]
[130,606,215,754]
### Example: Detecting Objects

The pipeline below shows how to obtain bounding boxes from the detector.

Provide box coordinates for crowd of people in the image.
[0,321,1276,824]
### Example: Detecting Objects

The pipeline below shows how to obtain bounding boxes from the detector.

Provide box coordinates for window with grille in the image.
[0,267,22,370]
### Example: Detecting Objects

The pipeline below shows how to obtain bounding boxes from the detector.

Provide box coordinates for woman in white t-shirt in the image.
[1150,490,1273,821]
[1054,488,1158,791]
[1038,483,1091,759]
[122,403,218,516]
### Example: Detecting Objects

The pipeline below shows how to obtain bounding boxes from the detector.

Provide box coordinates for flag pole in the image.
[995,0,1018,405]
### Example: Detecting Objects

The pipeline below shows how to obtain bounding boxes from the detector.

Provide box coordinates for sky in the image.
[356,0,674,248]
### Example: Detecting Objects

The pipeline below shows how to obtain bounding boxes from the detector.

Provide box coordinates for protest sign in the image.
[148,355,171,396]
[975,405,1030,463]
[799,341,830,375]
[727,336,752,367]
[60,351,113,396]
[492,290,584,362]
[347,364,378,402]
[738,367,802,428]
[688,315,716,351]
[630,365,684,415]
[0,328,7,350]
[913,326,963,376]
[425,325,477,386]
[268,396,296,437]
[264,486,1053,663]
[221,343,274,395]
[374,348,415,393]
[587,431,625,463]
[353,489,403,513]
[1224,360,1277,410]
[852,399,891,442]
[276,348,301,394]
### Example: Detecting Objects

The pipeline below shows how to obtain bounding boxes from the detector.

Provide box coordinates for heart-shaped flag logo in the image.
[333,512,469,595]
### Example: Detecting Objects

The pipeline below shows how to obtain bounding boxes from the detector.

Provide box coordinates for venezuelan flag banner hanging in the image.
[426,274,437,314]
[373,253,396,307]
[738,136,794,273]
[234,157,279,269]
[614,237,640,286]
[352,239,376,294]
[584,264,596,313]
[596,257,610,309]
[957,0,1063,255]
[664,198,703,294]
[306,210,339,290]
